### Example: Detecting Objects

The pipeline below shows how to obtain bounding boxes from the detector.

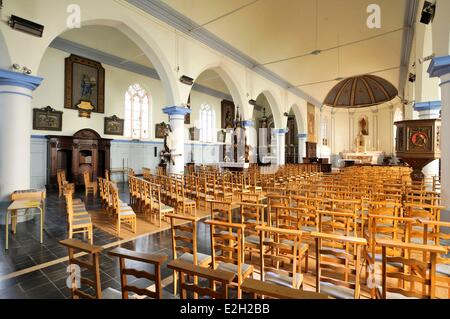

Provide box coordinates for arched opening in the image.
[251,92,280,165]
[31,24,176,185]
[186,68,240,164]
[285,108,299,164]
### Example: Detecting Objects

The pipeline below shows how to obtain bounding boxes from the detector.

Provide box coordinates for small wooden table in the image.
[5,199,45,250]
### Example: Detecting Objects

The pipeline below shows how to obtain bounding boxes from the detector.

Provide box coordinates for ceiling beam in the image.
[398,0,420,99]
[126,0,323,107]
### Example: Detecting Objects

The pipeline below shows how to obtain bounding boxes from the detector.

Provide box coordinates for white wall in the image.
[29,47,226,187]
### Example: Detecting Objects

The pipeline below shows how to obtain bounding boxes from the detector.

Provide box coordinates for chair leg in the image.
[173,270,178,296]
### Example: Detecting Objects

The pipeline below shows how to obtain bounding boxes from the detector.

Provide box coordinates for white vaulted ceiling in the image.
[160,0,408,103]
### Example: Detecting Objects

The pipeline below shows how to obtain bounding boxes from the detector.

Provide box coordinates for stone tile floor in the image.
[0,183,212,299]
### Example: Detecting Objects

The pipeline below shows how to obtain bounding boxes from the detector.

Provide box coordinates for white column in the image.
[371,106,379,151]
[389,104,394,155]
[243,120,256,163]
[414,101,441,119]
[298,133,307,163]
[348,110,355,151]
[331,109,336,165]
[162,106,191,175]
[273,129,288,166]
[428,56,450,212]
[0,70,43,202]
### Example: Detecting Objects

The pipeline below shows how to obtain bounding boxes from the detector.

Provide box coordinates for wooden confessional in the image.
[46,129,111,188]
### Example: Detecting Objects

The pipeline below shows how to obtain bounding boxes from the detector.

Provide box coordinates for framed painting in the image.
[64,54,105,113]
[104,115,124,136]
[155,122,167,139]
[33,106,63,131]
[307,103,316,143]
[221,99,235,129]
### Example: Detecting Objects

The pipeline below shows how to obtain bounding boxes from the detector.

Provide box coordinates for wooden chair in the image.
[110,183,137,237]
[376,239,446,299]
[273,205,310,272]
[166,213,212,296]
[175,178,197,216]
[168,259,235,299]
[57,170,74,198]
[241,278,328,299]
[256,225,305,289]
[60,239,103,299]
[108,248,167,299]
[64,192,93,244]
[205,219,254,299]
[237,202,267,263]
[416,219,450,298]
[83,171,98,198]
[312,231,367,299]
[149,182,174,227]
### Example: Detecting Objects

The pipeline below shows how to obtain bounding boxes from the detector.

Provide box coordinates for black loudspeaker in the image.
[408,73,416,83]
[154,147,158,157]
[420,1,436,25]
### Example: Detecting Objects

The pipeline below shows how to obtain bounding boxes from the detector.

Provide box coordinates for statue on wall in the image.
[159,123,175,166]
[359,116,369,136]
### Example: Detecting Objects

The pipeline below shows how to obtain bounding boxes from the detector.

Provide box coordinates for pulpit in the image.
[47,129,111,188]
[395,119,441,180]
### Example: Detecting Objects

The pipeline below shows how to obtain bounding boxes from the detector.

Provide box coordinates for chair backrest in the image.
[256,225,303,288]
[312,231,367,299]
[238,202,266,240]
[167,259,235,299]
[205,220,246,282]
[209,200,233,223]
[376,238,446,299]
[166,214,199,263]
[83,171,91,185]
[108,248,167,299]
[59,239,103,299]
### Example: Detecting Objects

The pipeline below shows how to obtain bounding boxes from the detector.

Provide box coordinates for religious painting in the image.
[359,115,369,136]
[33,106,63,131]
[155,122,167,139]
[64,54,105,114]
[221,99,235,129]
[408,127,432,151]
[189,127,200,141]
[104,115,124,136]
[307,103,316,142]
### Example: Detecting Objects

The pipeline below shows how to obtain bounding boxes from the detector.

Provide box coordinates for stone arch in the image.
[255,90,283,128]
[36,18,179,106]
[288,103,306,134]
[191,63,246,119]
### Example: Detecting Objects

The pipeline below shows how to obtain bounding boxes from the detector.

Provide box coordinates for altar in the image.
[339,151,385,165]
[218,162,250,172]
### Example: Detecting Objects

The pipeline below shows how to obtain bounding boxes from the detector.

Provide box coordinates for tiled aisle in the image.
[0,184,212,299]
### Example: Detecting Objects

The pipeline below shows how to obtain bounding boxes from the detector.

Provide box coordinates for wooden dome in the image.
[323,75,398,108]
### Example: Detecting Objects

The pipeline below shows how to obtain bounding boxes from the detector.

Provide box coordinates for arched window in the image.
[199,103,216,143]
[124,84,149,139]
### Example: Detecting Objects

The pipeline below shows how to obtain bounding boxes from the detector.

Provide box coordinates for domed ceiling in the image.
[323,75,398,108]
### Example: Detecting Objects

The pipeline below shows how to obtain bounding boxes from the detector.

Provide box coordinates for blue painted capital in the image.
[162,106,192,116]
[242,120,255,127]
[273,128,289,135]
[427,55,450,78]
[414,101,441,112]
[0,69,43,91]
[297,133,308,139]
